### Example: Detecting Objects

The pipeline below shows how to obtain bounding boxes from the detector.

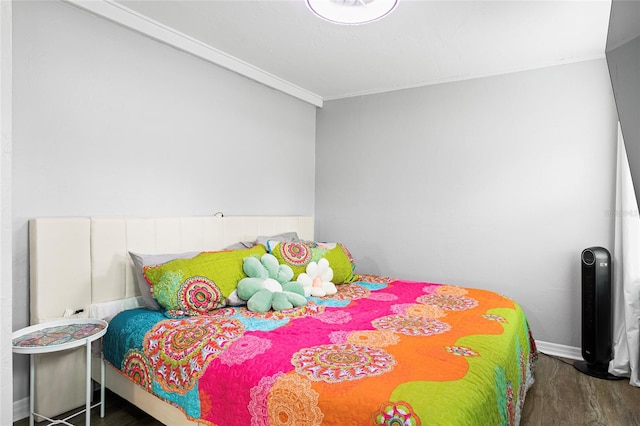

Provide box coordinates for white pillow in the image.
[89,296,144,322]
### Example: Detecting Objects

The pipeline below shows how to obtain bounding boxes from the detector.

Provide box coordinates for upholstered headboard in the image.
[28,215,314,419]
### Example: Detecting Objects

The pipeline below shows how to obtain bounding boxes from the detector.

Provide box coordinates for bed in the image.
[29,215,537,425]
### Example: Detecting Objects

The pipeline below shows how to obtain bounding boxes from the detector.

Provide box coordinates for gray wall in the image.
[12,0,315,403]
[607,2,640,208]
[316,59,618,348]
[1,2,12,423]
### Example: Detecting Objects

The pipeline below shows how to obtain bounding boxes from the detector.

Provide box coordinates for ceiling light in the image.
[306,0,398,25]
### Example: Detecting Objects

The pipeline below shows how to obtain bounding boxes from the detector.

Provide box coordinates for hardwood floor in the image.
[522,354,640,425]
[14,353,640,425]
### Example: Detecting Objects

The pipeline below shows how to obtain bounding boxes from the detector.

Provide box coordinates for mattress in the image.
[103,274,537,425]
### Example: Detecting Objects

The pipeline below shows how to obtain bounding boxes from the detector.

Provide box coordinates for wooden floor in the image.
[14,353,640,425]
[521,354,640,425]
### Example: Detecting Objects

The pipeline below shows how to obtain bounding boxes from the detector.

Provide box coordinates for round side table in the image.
[12,318,108,426]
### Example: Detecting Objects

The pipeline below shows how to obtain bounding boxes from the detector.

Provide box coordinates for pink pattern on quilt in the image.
[248,372,283,426]
[390,303,415,314]
[218,335,273,366]
[315,310,351,324]
[367,292,399,301]
[328,330,350,344]
[421,284,440,294]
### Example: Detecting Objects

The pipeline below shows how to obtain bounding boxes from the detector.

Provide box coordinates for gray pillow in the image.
[224,241,257,250]
[255,232,300,247]
[224,231,300,250]
[129,251,200,310]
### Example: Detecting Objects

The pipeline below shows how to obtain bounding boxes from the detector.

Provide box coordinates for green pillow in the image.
[269,241,355,284]
[143,245,267,316]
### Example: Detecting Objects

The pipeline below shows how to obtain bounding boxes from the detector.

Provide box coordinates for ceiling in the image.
[103,0,612,104]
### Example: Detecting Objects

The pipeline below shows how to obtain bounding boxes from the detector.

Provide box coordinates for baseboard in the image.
[13,397,29,422]
[535,340,583,360]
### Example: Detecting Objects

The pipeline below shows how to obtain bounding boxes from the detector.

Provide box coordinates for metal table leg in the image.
[100,355,105,418]
[29,355,34,426]
[86,340,91,426]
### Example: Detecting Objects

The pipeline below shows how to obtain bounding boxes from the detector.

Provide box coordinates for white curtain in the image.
[610,122,640,386]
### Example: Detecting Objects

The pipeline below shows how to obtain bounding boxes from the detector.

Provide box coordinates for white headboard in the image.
[28,215,314,418]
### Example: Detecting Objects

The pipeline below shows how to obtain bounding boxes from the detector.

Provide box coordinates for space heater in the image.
[573,247,622,380]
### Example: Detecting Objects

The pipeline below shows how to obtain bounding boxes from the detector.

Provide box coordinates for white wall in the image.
[1,1,13,424]
[316,59,618,348]
[12,0,316,405]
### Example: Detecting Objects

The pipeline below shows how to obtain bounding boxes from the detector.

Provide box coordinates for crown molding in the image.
[63,0,324,108]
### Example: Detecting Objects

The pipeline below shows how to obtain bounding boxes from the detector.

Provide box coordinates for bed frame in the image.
[29,215,314,424]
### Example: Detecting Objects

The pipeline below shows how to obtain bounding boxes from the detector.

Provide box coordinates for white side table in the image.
[12,318,108,426]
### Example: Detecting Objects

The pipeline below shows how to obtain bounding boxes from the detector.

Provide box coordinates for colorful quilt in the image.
[103,275,537,425]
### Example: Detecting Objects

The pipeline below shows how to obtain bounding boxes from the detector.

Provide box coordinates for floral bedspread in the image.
[103,275,537,425]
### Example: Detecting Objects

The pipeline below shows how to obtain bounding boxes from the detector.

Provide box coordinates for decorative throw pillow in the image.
[143,245,267,317]
[268,241,355,284]
[129,251,200,310]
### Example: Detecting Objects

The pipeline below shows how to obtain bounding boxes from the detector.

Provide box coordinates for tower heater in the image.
[573,247,622,380]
